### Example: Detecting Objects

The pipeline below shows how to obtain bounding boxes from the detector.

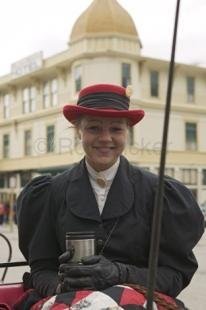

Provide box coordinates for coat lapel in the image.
[66,159,101,222]
[101,156,134,220]
[65,157,135,222]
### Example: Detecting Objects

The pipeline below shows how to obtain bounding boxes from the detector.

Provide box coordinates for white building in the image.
[0,0,206,206]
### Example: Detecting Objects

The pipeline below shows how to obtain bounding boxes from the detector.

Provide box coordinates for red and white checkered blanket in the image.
[13,285,186,310]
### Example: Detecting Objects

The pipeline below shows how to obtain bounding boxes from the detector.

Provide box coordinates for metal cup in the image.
[66,231,96,263]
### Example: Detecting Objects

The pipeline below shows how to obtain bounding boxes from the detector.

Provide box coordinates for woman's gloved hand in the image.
[58,240,75,264]
[56,245,75,294]
[58,255,127,292]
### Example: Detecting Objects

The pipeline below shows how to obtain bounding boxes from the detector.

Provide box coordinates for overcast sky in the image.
[0,0,205,76]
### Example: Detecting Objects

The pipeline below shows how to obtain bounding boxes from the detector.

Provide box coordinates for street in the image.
[0,224,205,309]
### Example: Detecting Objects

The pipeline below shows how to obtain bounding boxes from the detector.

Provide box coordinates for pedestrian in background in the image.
[4,201,10,224]
[0,202,5,225]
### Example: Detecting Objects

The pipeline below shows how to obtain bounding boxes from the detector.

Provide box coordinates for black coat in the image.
[17,156,204,297]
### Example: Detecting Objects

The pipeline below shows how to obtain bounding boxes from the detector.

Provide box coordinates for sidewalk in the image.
[0,224,205,309]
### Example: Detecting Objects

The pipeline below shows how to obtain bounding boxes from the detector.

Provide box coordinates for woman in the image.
[17,84,204,308]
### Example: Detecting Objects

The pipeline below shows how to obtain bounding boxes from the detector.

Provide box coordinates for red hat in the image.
[63,84,145,126]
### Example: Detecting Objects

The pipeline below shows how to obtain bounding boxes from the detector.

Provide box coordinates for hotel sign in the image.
[11,51,43,78]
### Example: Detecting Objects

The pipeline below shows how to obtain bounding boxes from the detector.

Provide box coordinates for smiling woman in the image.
[76,116,128,171]
[15,83,204,309]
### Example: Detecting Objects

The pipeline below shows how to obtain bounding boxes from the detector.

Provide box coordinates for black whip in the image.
[0,232,12,282]
[146,1,181,309]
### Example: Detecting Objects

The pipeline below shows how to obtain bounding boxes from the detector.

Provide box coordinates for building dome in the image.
[70,0,139,43]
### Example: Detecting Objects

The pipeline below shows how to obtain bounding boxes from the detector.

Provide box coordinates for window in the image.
[186,76,195,103]
[43,79,58,108]
[43,82,50,108]
[74,65,82,92]
[185,122,197,150]
[24,130,32,156]
[121,63,131,87]
[165,168,175,178]
[46,125,55,153]
[3,94,11,119]
[150,70,159,97]
[22,86,36,113]
[30,87,36,112]
[23,88,29,114]
[51,79,58,106]
[155,167,175,178]
[0,174,5,188]
[3,134,10,158]
[202,169,206,185]
[181,168,197,185]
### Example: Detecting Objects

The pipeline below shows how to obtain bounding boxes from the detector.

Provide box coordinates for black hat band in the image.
[77,92,129,110]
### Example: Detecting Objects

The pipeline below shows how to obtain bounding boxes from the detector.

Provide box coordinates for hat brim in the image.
[63,105,145,126]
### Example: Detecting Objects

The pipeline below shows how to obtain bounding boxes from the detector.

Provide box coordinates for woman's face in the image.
[77,116,128,171]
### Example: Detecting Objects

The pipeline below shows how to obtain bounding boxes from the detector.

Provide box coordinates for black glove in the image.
[56,245,75,294]
[58,255,127,292]
[58,240,75,264]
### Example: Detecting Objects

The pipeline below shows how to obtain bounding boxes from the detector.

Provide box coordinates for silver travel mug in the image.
[66,231,96,263]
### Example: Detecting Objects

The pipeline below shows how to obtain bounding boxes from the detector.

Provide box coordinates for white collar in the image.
[85,158,120,183]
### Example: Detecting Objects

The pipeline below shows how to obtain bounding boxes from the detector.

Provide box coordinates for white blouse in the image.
[85,158,120,214]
